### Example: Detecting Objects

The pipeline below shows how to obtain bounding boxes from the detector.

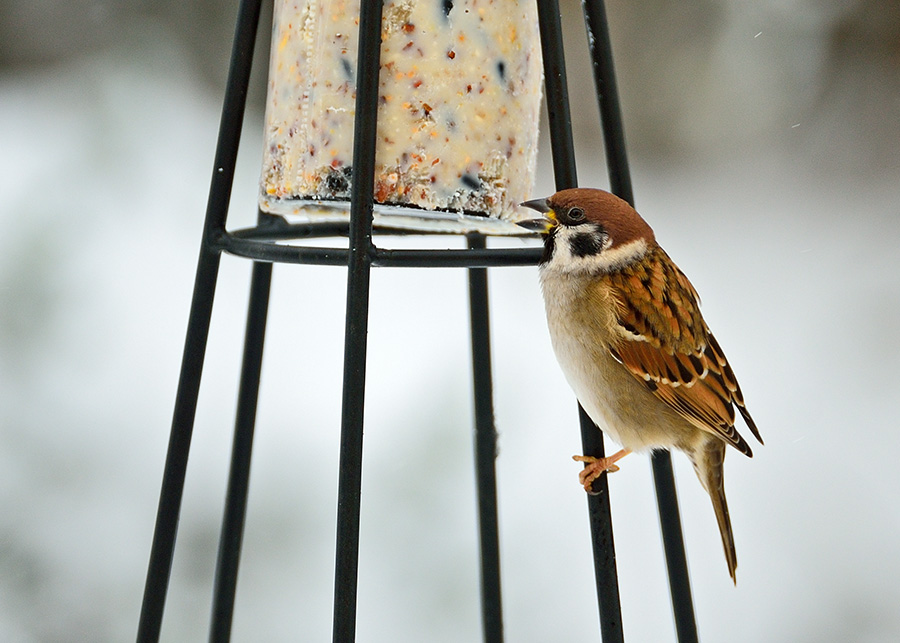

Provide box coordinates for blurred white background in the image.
[1,0,899,641]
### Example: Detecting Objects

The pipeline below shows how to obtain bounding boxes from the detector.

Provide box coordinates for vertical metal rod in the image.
[580,0,633,205]
[578,408,624,643]
[652,453,699,643]
[209,260,273,642]
[536,2,625,641]
[137,0,263,640]
[466,234,504,643]
[582,1,699,640]
[331,0,384,640]
[138,244,221,643]
[536,0,577,190]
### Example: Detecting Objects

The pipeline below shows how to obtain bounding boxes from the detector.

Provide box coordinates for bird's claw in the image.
[573,455,620,491]
[573,449,632,491]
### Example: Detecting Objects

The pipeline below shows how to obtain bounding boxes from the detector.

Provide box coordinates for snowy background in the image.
[1,0,899,641]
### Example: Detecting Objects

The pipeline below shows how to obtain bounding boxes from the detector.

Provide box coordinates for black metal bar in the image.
[536,0,578,190]
[209,260,273,642]
[373,246,540,268]
[466,233,504,643]
[581,0,633,205]
[536,2,625,641]
[216,233,351,267]
[137,0,263,639]
[216,230,543,269]
[331,0,384,639]
[229,218,355,241]
[228,215,536,241]
[138,244,221,643]
[582,1,699,640]
[652,452,699,643]
[578,408,623,643]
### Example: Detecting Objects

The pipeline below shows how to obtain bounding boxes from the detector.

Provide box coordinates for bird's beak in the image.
[516,198,556,233]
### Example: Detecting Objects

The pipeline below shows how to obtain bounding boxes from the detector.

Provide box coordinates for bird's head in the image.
[518,188,656,274]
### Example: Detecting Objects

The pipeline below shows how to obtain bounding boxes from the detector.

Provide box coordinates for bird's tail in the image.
[690,440,737,583]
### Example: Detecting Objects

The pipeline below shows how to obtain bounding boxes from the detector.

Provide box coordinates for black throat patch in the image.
[540,227,557,265]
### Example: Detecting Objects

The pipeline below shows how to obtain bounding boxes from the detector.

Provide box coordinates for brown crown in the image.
[548,188,656,249]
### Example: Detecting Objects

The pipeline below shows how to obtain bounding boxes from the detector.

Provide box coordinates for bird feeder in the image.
[260,0,543,233]
[136,1,701,641]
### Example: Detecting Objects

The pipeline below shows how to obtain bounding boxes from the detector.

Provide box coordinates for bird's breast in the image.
[539,268,693,452]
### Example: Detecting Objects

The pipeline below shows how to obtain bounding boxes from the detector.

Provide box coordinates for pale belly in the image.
[542,277,697,452]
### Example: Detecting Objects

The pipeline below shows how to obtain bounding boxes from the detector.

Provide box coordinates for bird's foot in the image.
[572,449,632,492]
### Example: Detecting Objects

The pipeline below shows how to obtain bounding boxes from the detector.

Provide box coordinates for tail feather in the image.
[691,440,738,583]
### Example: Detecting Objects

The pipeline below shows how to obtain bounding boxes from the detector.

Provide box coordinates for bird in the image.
[517,187,762,582]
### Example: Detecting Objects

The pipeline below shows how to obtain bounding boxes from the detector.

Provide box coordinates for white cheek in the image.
[547,228,648,275]
[597,238,649,270]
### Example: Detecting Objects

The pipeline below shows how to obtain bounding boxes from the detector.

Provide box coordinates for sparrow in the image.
[518,187,762,582]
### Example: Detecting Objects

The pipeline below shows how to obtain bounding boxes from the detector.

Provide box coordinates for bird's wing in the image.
[607,249,762,454]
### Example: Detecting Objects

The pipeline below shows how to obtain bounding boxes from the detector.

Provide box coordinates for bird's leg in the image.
[572,449,632,491]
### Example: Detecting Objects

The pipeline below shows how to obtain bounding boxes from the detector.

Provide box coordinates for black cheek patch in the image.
[568,232,605,257]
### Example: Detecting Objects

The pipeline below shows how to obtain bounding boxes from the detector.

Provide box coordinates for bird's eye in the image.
[567,207,585,223]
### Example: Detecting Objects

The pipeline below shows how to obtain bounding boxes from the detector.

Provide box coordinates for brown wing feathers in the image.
[608,248,761,455]
[708,332,764,445]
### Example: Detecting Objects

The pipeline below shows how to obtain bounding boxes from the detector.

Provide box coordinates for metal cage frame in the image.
[135,0,699,641]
